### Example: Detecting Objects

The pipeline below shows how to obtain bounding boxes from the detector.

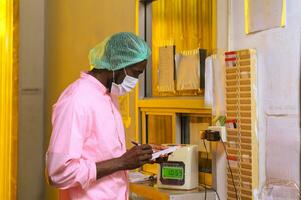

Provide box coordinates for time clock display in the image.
[160,161,185,185]
[162,166,183,180]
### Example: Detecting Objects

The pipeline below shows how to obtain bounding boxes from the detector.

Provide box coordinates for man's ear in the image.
[114,68,127,84]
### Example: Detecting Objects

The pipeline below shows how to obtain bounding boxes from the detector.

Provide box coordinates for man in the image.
[46,32,155,200]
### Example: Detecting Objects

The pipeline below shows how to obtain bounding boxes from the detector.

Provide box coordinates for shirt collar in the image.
[80,71,108,95]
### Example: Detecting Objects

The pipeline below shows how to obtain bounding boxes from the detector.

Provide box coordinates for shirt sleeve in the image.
[46,99,96,190]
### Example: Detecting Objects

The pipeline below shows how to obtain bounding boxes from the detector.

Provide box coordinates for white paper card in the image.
[152,146,179,160]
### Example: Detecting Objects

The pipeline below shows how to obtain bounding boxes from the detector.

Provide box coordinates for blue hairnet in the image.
[89,32,151,71]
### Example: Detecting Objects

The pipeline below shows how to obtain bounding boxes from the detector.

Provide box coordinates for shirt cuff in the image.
[81,160,97,190]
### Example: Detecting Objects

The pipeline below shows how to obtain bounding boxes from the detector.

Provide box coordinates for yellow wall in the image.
[45,1,136,199]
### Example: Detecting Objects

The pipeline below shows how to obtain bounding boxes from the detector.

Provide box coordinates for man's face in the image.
[114,60,147,84]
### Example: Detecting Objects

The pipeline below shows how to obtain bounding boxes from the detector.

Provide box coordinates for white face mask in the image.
[110,69,138,96]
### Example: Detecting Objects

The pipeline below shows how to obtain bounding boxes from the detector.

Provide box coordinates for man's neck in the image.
[88,70,111,90]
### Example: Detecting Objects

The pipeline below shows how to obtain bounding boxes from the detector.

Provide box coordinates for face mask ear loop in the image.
[124,68,128,76]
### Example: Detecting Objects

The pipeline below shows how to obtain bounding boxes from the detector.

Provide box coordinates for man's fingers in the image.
[139,154,152,161]
[140,144,152,150]
[140,149,153,155]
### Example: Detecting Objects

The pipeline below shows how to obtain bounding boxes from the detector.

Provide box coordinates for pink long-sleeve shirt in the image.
[46,72,128,200]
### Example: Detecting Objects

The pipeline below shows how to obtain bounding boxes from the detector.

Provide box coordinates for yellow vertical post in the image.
[244,0,250,34]
[141,111,147,144]
[211,0,217,54]
[135,0,140,143]
[0,0,19,199]
[281,0,286,27]
[171,114,176,143]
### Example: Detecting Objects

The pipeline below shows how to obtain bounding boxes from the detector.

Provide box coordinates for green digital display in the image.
[162,166,184,180]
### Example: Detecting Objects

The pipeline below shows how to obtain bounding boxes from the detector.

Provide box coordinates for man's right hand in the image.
[119,144,153,170]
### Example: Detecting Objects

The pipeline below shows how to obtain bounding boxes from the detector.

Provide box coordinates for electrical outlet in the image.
[207,126,227,142]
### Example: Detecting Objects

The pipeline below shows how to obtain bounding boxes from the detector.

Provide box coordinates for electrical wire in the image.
[202,139,208,200]
[199,185,221,200]
[209,186,221,200]
[221,138,239,200]
[202,139,222,200]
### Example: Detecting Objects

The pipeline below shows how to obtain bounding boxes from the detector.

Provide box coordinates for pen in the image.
[131,140,140,146]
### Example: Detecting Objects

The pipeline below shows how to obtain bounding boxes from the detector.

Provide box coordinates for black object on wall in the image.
[139,0,157,41]
[199,49,207,89]
[140,0,157,97]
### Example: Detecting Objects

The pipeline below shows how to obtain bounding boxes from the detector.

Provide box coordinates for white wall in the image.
[228,0,301,194]
[18,0,45,199]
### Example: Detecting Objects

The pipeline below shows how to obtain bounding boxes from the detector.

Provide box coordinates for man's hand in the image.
[149,144,168,151]
[119,144,153,170]
[149,144,170,163]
